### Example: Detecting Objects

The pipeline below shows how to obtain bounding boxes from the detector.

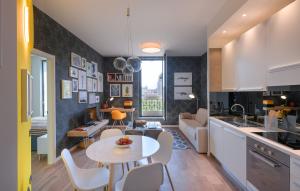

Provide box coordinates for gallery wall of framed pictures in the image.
[174,72,193,100]
[63,52,102,104]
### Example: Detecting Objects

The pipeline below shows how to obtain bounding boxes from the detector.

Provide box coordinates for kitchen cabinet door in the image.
[223,127,246,187]
[209,120,224,162]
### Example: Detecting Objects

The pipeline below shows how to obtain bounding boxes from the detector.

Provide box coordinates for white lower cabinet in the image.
[209,119,247,188]
[223,127,246,187]
[291,157,300,191]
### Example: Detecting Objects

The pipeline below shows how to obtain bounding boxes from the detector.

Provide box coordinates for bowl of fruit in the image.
[115,136,133,148]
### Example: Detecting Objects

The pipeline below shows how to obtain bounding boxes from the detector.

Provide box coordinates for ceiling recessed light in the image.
[141,42,161,54]
[242,14,247,17]
[222,30,227,34]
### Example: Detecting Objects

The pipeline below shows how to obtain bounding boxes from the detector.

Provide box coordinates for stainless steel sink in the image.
[217,117,263,127]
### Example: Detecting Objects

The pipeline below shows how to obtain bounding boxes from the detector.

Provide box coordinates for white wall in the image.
[222,0,300,88]
[0,0,18,189]
[31,55,43,117]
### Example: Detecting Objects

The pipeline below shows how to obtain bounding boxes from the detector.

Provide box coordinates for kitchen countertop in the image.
[210,116,300,160]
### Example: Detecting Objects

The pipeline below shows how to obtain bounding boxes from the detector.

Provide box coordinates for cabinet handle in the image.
[224,128,245,139]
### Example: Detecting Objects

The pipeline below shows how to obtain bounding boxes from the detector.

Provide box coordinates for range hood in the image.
[267,85,300,92]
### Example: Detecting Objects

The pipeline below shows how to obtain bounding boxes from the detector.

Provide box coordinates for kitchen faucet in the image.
[231,104,247,121]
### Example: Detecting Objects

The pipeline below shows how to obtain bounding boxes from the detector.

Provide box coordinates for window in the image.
[140,59,165,117]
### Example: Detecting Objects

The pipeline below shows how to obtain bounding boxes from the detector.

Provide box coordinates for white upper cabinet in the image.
[222,40,238,92]
[266,0,300,86]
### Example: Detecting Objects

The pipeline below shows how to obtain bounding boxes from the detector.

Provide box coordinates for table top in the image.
[100,107,135,112]
[86,135,159,164]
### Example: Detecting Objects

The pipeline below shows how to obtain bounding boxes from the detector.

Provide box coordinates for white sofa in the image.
[179,108,208,153]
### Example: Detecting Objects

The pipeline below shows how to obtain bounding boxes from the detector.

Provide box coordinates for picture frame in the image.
[72,79,78,92]
[174,72,192,86]
[92,79,98,92]
[87,78,93,92]
[61,80,72,99]
[86,62,93,77]
[110,84,121,97]
[88,93,96,104]
[91,62,98,78]
[78,91,88,103]
[95,96,100,103]
[69,67,78,78]
[122,84,133,97]
[174,86,192,100]
[71,52,82,68]
[78,70,87,90]
[81,57,87,70]
[97,72,103,92]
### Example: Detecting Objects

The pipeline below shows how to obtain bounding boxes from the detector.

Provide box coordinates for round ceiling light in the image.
[141,42,161,54]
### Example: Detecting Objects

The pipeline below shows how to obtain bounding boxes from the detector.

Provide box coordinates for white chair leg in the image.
[165,165,175,191]
[126,163,130,171]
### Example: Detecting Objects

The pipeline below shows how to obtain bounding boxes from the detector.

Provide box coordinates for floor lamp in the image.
[189,93,199,111]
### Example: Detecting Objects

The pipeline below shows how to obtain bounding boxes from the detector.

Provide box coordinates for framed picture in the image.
[89,93,96,104]
[72,79,78,92]
[78,70,86,90]
[110,84,121,97]
[81,57,87,70]
[69,67,78,78]
[61,80,72,99]
[97,72,103,92]
[174,86,192,100]
[92,79,98,92]
[86,62,93,77]
[71,52,82,68]
[122,84,133,97]
[174,72,192,86]
[78,91,87,103]
[91,62,98,78]
[95,96,100,103]
[87,78,93,92]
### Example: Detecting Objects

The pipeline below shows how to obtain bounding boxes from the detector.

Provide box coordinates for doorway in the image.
[30,49,56,165]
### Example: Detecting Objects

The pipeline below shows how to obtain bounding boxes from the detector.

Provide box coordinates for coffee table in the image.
[126,121,163,139]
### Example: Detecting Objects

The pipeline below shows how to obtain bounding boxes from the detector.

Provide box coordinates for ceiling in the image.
[33,0,227,57]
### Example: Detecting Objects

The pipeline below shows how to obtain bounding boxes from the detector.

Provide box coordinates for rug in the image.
[164,128,191,150]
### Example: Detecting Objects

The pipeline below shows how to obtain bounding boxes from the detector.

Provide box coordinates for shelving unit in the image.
[107,73,133,83]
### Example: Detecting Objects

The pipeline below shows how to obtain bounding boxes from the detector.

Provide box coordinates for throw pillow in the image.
[195,108,207,126]
[180,112,193,119]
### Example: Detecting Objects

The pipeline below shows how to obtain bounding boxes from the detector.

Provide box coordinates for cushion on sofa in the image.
[195,108,207,126]
[180,112,194,119]
[180,119,202,128]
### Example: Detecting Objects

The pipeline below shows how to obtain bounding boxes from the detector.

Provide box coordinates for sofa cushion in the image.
[180,112,194,119]
[181,119,202,128]
[195,108,207,126]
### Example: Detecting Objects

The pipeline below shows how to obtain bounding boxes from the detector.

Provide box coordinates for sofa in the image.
[179,108,208,153]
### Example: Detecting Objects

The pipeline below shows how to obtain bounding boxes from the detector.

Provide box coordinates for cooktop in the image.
[253,132,300,150]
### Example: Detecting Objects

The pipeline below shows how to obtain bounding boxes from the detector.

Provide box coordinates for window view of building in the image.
[140,59,164,117]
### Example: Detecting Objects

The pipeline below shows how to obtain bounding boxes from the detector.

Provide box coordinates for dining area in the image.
[61,129,174,191]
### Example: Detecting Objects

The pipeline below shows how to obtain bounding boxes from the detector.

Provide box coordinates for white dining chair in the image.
[115,163,164,191]
[100,128,123,140]
[61,149,109,191]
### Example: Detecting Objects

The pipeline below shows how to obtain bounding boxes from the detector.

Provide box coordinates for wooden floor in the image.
[32,145,240,191]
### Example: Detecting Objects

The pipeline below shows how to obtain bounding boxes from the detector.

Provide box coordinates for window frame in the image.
[139,57,166,118]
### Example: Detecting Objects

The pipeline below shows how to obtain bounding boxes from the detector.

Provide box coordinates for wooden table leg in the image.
[108,164,114,191]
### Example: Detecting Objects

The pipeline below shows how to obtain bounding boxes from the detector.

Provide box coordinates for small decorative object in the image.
[87,78,93,92]
[71,52,82,68]
[123,99,133,109]
[78,70,87,90]
[89,93,96,104]
[61,80,72,99]
[97,72,103,92]
[110,84,121,97]
[95,96,100,103]
[69,67,78,78]
[174,72,192,86]
[91,62,98,78]
[122,64,134,74]
[174,86,192,100]
[78,91,88,103]
[122,84,133,97]
[72,79,79,92]
[92,79,98,92]
[81,57,87,70]
[127,56,141,72]
[115,136,133,148]
[86,62,93,77]
[113,57,127,71]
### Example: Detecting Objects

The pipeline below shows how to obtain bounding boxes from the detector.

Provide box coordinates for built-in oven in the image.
[247,137,290,191]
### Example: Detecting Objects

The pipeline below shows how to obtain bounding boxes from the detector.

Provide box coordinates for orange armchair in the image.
[111,110,127,126]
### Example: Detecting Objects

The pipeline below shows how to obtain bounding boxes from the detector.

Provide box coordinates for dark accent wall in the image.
[33,7,104,156]
[103,55,207,125]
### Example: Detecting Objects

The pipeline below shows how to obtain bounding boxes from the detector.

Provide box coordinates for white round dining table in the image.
[86,135,160,191]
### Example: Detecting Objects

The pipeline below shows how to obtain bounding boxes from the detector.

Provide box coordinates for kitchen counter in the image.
[210,116,300,160]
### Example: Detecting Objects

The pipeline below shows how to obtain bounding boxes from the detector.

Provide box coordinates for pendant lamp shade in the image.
[122,64,134,74]
[113,57,127,71]
[127,56,142,72]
